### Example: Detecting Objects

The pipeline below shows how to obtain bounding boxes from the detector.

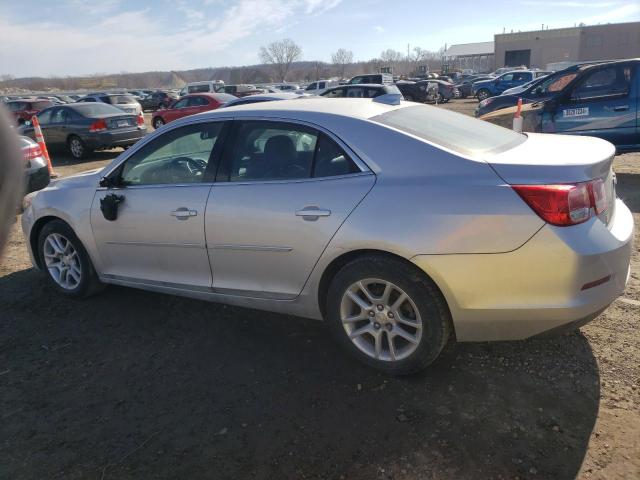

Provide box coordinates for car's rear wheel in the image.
[38,220,103,298]
[404,94,414,102]
[67,135,88,160]
[153,117,165,129]
[326,255,451,375]
[477,89,490,101]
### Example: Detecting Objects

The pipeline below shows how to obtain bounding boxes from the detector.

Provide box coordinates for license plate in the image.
[117,120,129,127]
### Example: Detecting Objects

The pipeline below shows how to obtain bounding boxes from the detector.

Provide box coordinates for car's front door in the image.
[206,120,375,299]
[90,121,228,288]
[44,107,69,146]
[494,73,515,94]
[544,64,637,147]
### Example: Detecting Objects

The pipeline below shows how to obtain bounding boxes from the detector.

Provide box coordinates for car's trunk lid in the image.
[485,132,615,184]
[104,114,138,130]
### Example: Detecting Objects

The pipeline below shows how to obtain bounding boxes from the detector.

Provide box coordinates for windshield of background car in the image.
[6,102,26,112]
[110,95,137,104]
[189,84,212,93]
[538,71,578,93]
[72,103,123,116]
[371,105,526,157]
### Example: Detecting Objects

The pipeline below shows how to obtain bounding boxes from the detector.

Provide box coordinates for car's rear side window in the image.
[371,105,526,157]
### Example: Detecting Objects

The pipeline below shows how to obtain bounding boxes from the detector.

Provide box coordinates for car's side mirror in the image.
[99,176,119,188]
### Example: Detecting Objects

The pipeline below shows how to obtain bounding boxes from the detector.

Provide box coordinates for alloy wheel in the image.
[69,138,83,158]
[340,278,422,362]
[43,233,82,290]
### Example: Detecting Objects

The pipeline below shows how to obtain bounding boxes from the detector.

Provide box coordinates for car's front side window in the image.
[571,66,631,100]
[172,99,189,109]
[119,122,223,186]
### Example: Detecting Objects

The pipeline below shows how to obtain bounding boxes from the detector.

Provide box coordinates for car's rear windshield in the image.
[72,103,123,116]
[109,95,137,104]
[370,105,526,157]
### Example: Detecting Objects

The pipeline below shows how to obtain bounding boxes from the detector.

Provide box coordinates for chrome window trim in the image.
[98,114,372,189]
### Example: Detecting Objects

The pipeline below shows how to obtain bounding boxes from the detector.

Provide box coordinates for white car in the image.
[76,94,142,116]
[296,80,339,95]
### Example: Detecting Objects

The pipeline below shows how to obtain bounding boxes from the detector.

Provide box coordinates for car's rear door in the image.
[545,63,637,147]
[206,119,375,299]
[90,120,229,288]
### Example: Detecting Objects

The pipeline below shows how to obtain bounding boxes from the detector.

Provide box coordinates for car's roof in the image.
[201,97,406,120]
[226,93,304,103]
[327,84,387,89]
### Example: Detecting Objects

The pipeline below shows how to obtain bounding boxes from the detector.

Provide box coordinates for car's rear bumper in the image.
[26,164,50,194]
[412,198,634,341]
[83,127,147,149]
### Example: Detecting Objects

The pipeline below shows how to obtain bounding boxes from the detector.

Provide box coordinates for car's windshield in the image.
[371,105,526,157]
[109,95,137,104]
[536,71,578,94]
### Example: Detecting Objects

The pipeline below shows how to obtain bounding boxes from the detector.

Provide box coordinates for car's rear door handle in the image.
[170,207,197,220]
[613,105,629,112]
[296,206,331,221]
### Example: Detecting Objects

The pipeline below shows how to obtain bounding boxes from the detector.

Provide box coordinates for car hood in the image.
[45,168,103,190]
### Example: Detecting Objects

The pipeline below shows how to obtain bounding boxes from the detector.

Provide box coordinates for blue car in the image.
[540,59,639,151]
[472,70,550,101]
[475,67,580,117]
[482,59,639,151]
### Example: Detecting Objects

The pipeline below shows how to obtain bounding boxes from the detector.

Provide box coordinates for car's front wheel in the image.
[152,117,165,129]
[476,89,490,101]
[326,255,451,375]
[38,220,103,298]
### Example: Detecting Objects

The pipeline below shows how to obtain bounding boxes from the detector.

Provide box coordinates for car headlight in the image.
[479,98,494,108]
[22,191,36,211]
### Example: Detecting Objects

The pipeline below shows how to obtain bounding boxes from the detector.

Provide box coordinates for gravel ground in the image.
[0,100,638,479]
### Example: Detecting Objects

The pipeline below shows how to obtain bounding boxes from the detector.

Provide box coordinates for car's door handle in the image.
[295,206,331,221]
[170,207,197,220]
[613,105,629,112]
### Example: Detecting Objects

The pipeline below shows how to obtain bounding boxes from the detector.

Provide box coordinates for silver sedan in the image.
[21,97,634,375]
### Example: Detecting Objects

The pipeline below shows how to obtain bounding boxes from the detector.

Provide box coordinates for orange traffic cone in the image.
[31,115,58,178]
[512,97,523,133]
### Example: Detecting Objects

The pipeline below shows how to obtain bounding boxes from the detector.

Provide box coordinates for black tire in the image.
[38,219,104,298]
[404,94,414,102]
[476,89,490,101]
[152,117,164,129]
[326,255,452,375]
[67,135,89,160]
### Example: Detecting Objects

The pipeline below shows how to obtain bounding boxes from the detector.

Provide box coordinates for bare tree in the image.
[259,39,302,82]
[331,48,353,79]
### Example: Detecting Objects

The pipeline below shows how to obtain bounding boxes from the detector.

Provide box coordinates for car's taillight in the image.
[89,119,107,132]
[589,178,608,215]
[22,144,42,161]
[512,181,601,226]
[137,113,144,126]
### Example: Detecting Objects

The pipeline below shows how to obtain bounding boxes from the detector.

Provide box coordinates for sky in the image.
[0,0,638,78]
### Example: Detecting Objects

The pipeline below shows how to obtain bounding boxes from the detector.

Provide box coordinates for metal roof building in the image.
[442,41,495,73]
[494,22,640,69]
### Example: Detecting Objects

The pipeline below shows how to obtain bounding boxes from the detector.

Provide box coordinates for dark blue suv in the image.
[472,70,550,101]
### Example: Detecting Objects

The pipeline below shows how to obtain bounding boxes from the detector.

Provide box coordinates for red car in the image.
[151,93,236,129]
[5,99,54,125]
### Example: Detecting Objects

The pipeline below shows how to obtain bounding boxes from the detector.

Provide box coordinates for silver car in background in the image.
[21,97,634,374]
[76,94,142,116]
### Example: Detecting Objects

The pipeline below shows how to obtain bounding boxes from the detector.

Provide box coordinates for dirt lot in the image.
[1,100,638,479]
